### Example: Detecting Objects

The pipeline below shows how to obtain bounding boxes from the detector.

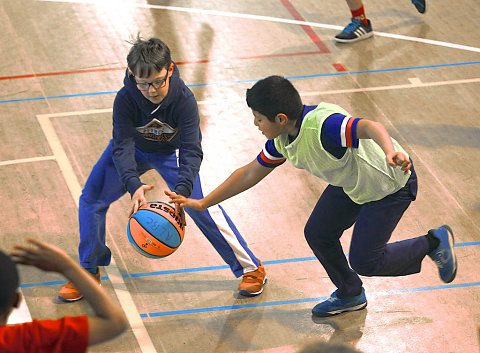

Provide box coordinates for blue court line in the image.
[125,256,318,278]
[140,297,327,318]
[140,281,480,318]
[454,241,479,247]
[124,241,480,279]
[19,241,479,288]
[1,61,479,104]
[188,61,480,87]
[20,276,109,289]
[1,91,119,104]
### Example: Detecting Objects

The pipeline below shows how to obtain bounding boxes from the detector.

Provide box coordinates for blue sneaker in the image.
[312,288,367,317]
[411,0,426,14]
[335,18,373,43]
[428,225,457,283]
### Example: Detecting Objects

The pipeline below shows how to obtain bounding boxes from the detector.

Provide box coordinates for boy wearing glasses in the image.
[57,37,266,302]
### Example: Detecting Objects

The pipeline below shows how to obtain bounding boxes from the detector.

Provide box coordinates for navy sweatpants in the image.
[304,165,430,298]
[78,140,259,277]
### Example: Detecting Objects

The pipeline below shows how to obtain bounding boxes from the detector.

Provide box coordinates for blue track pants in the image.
[78,140,259,277]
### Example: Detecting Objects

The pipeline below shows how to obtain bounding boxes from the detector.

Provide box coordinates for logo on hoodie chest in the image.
[136,118,178,142]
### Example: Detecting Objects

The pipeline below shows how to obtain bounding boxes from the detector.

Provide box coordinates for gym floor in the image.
[1,0,479,352]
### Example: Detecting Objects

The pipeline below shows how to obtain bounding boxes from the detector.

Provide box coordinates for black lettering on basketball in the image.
[146,202,184,230]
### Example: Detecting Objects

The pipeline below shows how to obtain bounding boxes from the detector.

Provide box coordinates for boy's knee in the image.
[304,222,329,242]
[349,255,379,276]
[79,192,99,206]
[304,228,337,252]
[304,227,314,245]
[304,226,323,248]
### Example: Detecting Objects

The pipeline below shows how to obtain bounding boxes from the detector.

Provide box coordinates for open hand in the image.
[164,190,207,211]
[10,238,73,274]
[131,184,155,215]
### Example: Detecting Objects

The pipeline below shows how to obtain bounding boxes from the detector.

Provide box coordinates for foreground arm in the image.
[166,159,274,210]
[356,119,411,174]
[10,239,128,346]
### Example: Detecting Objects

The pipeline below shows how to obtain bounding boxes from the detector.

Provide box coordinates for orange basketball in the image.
[127,201,185,258]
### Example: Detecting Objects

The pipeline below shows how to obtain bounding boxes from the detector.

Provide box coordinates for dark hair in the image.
[0,250,19,314]
[246,75,303,122]
[127,36,172,78]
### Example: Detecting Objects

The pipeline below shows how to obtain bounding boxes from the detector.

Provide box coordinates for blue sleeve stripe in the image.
[323,113,344,147]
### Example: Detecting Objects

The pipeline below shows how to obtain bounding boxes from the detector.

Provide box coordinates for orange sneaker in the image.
[57,268,101,302]
[238,261,267,297]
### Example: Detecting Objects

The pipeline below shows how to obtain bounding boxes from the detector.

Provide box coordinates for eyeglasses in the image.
[135,70,169,91]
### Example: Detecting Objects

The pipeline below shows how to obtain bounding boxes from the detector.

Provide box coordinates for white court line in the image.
[7,75,478,193]
[32,76,478,218]
[0,155,55,166]
[37,0,480,53]
[0,74,476,329]
[40,76,480,114]
[300,77,480,97]
[37,115,83,205]
[408,77,423,86]
[7,291,32,325]
[37,108,113,119]
[36,115,160,353]
[30,76,478,117]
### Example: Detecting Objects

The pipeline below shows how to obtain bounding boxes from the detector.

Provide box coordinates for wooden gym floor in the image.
[1,0,479,352]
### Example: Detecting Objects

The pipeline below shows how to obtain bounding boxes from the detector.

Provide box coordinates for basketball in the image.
[127,201,185,258]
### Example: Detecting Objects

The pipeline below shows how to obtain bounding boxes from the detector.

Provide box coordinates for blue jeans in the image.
[78,140,259,277]
[304,165,429,298]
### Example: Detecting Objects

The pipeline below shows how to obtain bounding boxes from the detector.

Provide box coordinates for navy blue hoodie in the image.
[112,64,203,197]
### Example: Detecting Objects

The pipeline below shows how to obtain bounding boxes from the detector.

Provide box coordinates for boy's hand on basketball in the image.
[131,184,155,215]
[10,238,74,273]
[387,152,411,174]
[164,190,207,211]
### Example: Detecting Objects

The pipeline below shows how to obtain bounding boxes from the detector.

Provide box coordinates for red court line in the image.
[333,63,347,72]
[1,67,127,80]
[0,50,325,81]
[279,0,330,53]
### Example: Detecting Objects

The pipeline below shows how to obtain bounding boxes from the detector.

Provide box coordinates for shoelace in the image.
[344,19,362,33]
[327,296,338,303]
[243,272,263,280]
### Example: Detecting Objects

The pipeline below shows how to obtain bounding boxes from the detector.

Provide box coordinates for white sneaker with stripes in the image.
[335,18,373,43]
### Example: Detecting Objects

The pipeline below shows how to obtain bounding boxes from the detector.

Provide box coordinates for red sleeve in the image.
[0,316,89,353]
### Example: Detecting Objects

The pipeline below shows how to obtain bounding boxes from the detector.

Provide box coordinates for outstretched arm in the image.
[356,119,411,174]
[166,159,274,210]
[11,239,128,346]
